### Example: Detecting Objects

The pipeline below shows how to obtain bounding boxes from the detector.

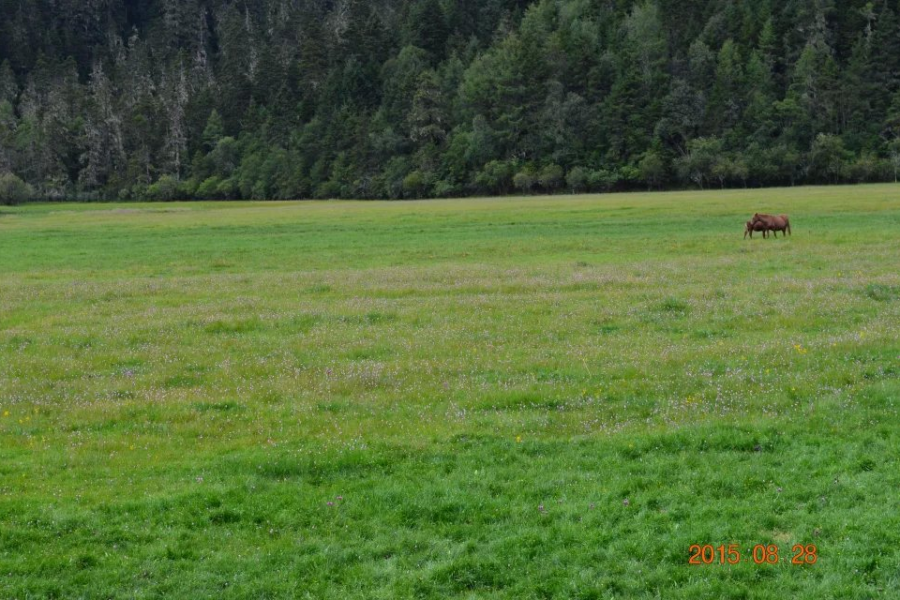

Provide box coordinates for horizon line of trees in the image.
[3,0,900,205]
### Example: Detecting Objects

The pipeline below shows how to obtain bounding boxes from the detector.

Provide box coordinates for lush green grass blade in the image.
[1,185,899,598]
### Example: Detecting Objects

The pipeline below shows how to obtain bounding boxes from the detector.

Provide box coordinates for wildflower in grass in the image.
[515,435,522,443]
[2,411,8,417]
[623,498,630,507]
[327,501,334,507]
[336,496,343,501]
[539,504,544,512]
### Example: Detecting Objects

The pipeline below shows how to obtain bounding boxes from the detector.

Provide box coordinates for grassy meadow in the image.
[1,185,899,598]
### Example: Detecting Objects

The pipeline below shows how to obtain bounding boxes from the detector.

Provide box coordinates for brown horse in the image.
[744,219,768,239]
[751,213,791,237]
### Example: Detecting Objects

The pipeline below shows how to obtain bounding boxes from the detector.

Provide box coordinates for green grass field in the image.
[1,186,899,599]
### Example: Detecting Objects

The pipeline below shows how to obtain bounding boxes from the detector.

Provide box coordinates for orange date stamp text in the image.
[688,544,818,565]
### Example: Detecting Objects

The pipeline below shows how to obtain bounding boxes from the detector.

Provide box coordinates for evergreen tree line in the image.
[3,0,900,204]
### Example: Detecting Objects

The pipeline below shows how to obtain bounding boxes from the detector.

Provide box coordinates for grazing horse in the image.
[744,219,769,239]
[751,213,791,237]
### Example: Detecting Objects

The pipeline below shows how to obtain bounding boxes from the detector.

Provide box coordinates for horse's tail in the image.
[784,216,791,235]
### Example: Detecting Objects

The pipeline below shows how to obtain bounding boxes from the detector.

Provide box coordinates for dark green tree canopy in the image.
[1,0,898,200]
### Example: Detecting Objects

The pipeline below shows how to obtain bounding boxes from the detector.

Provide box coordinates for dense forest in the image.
[2,0,900,203]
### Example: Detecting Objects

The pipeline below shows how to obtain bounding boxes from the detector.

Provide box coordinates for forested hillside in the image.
[2,0,900,202]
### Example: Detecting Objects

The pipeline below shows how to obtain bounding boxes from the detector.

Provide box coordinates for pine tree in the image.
[409,71,448,146]
[0,60,16,104]
[163,63,189,180]
[409,0,449,61]
[710,39,745,134]
[82,61,125,190]
[202,109,224,151]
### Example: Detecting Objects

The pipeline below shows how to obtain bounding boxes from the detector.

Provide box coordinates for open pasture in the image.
[1,186,899,598]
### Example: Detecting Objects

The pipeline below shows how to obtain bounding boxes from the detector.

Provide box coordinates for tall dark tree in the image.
[408,0,450,62]
[0,0,898,199]
[0,60,16,104]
